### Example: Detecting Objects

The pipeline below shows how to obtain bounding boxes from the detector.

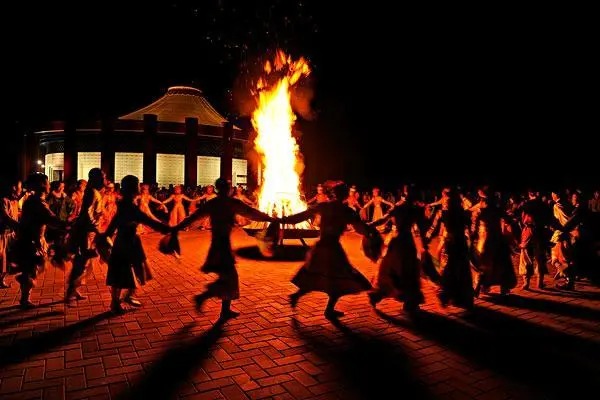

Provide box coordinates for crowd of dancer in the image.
[0,169,598,322]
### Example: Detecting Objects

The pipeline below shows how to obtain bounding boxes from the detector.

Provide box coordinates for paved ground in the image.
[1,229,599,400]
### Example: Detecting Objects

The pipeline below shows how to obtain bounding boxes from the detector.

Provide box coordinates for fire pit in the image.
[243,221,320,244]
[243,50,318,248]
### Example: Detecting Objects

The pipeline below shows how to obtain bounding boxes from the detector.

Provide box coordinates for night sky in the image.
[4,2,595,190]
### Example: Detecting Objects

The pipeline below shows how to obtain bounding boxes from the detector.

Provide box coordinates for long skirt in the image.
[292,238,371,296]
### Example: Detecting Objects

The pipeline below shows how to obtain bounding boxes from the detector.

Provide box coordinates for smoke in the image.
[231,50,316,121]
[290,84,316,121]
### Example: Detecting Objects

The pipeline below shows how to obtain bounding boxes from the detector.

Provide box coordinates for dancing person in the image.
[0,181,20,288]
[471,188,517,297]
[361,187,394,232]
[14,174,67,308]
[518,190,551,290]
[175,178,274,320]
[66,168,106,304]
[426,188,474,309]
[100,175,173,314]
[282,182,374,319]
[368,186,429,313]
[136,183,167,234]
[162,184,198,227]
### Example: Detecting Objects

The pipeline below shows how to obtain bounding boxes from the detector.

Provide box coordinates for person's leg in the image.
[110,287,125,314]
[17,271,35,308]
[219,299,240,319]
[66,255,88,302]
[289,289,308,308]
[124,288,142,307]
[324,295,343,318]
[0,234,8,288]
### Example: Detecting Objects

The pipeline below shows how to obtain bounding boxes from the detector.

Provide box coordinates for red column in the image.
[220,122,233,183]
[101,119,115,181]
[143,114,157,184]
[185,117,198,187]
[63,120,77,183]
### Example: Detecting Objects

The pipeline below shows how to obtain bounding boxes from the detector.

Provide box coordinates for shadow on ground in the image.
[376,305,600,399]
[484,293,600,321]
[236,245,309,261]
[0,311,115,368]
[123,321,223,400]
[292,317,434,399]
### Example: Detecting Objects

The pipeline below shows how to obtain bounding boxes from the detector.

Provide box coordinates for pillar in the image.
[184,117,198,187]
[63,120,77,183]
[101,118,115,181]
[220,122,233,183]
[143,114,157,184]
[245,137,260,192]
[20,132,37,180]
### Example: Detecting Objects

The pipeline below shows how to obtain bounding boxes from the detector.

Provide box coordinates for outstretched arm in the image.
[175,202,210,231]
[347,208,372,235]
[369,208,393,227]
[232,199,273,222]
[162,195,174,205]
[135,209,172,234]
[281,208,316,225]
[382,199,394,207]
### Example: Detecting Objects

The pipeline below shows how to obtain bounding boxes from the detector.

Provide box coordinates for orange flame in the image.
[252,50,311,224]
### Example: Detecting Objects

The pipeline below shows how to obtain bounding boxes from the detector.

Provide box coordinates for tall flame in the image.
[252,50,311,221]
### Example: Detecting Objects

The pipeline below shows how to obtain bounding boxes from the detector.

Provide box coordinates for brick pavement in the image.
[0,229,599,400]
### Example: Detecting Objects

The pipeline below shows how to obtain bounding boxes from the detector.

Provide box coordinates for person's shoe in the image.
[19,300,35,309]
[219,310,240,320]
[438,292,449,308]
[194,294,208,311]
[537,276,545,289]
[368,292,382,308]
[289,293,300,309]
[324,309,344,319]
[123,296,142,307]
[73,290,87,300]
[403,302,420,314]
[110,301,125,315]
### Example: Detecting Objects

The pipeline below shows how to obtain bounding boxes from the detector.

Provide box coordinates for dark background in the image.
[3,1,596,191]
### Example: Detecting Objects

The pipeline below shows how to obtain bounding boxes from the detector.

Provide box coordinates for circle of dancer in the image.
[1,169,599,325]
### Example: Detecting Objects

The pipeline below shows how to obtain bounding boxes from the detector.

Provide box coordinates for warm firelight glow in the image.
[252,51,311,226]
